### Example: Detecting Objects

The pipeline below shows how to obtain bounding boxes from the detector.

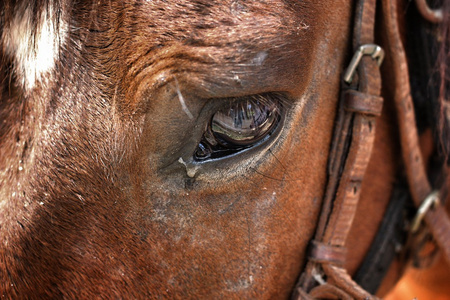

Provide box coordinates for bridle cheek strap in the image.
[383,0,450,266]
[292,0,383,298]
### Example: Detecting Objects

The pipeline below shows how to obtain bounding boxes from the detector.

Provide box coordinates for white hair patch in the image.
[2,4,67,91]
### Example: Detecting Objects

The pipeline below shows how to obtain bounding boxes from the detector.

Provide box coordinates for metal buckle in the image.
[410,190,440,233]
[343,44,385,84]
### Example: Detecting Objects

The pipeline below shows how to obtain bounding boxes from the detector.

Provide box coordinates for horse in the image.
[0,0,449,298]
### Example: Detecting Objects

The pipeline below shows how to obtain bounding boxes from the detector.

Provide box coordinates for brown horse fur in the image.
[0,0,448,299]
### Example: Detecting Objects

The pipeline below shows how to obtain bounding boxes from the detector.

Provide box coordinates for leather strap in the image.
[308,241,347,265]
[382,0,450,267]
[291,0,383,298]
[343,90,383,116]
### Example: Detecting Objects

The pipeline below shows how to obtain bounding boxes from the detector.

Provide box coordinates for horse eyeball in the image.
[211,98,279,146]
[194,93,283,161]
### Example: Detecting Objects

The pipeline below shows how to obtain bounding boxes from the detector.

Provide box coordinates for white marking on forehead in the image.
[2,4,67,91]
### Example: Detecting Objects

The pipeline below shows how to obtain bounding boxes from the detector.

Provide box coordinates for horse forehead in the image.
[121,0,308,54]
[68,0,315,107]
[2,4,68,91]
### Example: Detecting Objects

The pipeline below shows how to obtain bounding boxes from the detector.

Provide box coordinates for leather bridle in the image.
[291,0,450,298]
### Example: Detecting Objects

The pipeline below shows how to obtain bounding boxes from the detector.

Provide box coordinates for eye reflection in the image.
[212,98,278,145]
[194,93,284,161]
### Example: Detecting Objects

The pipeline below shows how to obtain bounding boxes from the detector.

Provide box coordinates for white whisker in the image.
[174,78,194,120]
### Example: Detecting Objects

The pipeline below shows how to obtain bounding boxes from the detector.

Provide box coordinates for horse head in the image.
[1,0,449,298]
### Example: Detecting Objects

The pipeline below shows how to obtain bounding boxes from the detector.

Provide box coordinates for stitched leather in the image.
[382,0,450,267]
[292,0,383,298]
[309,241,347,265]
[343,90,384,116]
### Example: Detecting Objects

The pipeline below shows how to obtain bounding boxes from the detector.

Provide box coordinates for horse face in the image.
[1,0,385,297]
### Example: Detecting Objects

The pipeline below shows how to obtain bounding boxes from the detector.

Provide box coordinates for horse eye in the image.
[194,94,282,161]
